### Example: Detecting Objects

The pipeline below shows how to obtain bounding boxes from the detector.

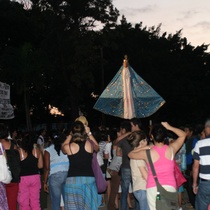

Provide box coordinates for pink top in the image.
[146,145,176,189]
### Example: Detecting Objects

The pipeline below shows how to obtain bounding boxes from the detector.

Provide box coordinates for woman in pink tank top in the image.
[128,122,186,210]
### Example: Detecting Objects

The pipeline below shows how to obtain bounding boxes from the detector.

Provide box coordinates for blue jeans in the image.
[49,171,68,210]
[120,168,132,210]
[195,179,210,210]
[133,190,150,210]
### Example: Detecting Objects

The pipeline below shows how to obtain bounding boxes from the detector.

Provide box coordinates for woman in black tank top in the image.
[62,120,99,210]
[17,133,43,210]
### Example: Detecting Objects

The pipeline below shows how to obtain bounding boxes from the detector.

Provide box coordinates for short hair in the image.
[130,118,142,129]
[120,120,131,132]
[151,124,167,143]
[39,128,46,135]
[184,124,194,132]
[205,119,210,128]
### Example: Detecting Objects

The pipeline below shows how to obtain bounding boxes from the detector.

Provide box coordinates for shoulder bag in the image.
[174,161,186,188]
[146,149,179,210]
[0,143,12,184]
[89,140,107,193]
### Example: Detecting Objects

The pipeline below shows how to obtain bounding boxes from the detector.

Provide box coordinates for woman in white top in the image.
[128,131,150,210]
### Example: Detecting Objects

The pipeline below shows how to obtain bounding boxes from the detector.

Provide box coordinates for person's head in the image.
[10,129,17,139]
[151,124,167,143]
[109,128,119,142]
[71,121,86,135]
[49,130,66,156]
[130,118,142,132]
[39,128,46,137]
[19,132,36,153]
[128,131,148,148]
[204,119,210,137]
[120,120,131,135]
[184,124,194,139]
[0,123,9,139]
[99,130,109,142]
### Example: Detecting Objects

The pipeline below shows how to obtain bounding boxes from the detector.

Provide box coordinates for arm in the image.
[43,151,50,193]
[85,126,99,152]
[161,122,186,154]
[62,135,72,154]
[115,132,131,145]
[192,159,199,194]
[128,147,148,160]
[37,148,43,169]
[139,166,148,180]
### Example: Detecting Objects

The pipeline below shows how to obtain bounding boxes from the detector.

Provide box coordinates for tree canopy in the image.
[0,0,210,130]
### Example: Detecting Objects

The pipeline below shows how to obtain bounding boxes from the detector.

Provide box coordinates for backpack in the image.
[5,142,21,183]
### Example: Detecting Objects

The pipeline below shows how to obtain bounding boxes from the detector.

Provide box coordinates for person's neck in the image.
[0,138,8,142]
[154,142,164,147]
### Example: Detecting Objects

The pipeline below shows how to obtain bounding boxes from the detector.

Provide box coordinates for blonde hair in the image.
[128,131,147,148]
[75,116,88,126]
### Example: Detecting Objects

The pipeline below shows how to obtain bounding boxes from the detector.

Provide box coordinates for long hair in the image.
[50,130,63,156]
[71,132,85,144]
[70,121,86,144]
[19,133,36,153]
[71,121,86,135]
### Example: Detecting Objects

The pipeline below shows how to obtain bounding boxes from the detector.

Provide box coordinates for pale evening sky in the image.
[113,0,210,50]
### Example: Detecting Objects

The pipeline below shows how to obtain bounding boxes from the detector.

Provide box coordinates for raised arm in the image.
[62,135,72,155]
[85,126,99,152]
[161,122,186,154]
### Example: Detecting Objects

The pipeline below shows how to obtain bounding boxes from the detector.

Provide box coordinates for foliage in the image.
[0,0,210,130]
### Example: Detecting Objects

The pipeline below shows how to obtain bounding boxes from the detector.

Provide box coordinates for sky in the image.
[113,0,210,50]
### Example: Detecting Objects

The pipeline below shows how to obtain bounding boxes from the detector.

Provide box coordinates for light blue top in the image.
[45,144,69,176]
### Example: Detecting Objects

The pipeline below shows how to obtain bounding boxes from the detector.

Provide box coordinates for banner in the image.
[0,82,14,119]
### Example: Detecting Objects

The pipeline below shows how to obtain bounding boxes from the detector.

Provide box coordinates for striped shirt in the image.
[193,137,210,180]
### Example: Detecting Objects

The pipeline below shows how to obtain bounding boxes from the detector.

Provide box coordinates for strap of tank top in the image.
[169,146,174,160]
[146,149,159,184]
[88,139,94,153]
[19,148,25,160]
[69,143,73,155]
[33,145,38,158]
[0,143,4,154]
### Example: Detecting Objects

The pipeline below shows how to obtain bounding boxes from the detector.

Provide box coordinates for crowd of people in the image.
[0,116,210,210]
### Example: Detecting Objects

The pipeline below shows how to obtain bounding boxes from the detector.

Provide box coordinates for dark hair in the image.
[19,133,36,153]
[120,120,131,132]
[39,128,46,135]
[0,124,8,139]
[184,124,194,132]
[130,118,142,129]
[151,124,167,143]
[50,130,63,156]
[109,128,119,142]
[128,131,147,148]
[71,121,86,135]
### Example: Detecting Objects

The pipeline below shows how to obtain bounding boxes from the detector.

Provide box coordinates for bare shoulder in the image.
[85,140,93,153]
